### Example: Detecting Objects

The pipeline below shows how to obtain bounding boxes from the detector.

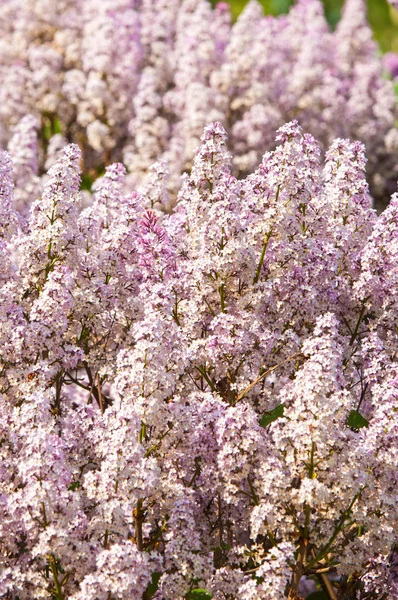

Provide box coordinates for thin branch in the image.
[195,365,217,393]
[288,537,308,598]
[305,490,364,570]
[48,556,65,600]
[235,352,303,403]
[317,570,337,600]
[349,303,367,346]
[133,499,145,551]
[253,226,274,285]
[97,375,104,415]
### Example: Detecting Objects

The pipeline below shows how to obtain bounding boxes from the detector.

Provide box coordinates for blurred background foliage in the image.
[216,0,398,53]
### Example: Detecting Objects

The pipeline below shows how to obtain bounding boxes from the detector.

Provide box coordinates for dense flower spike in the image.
[0,122,397,599]
[0,151,19,285]
[19,143,82,295]
[0,150,17,239]
[0,0,396,209]
[7,115,40,216]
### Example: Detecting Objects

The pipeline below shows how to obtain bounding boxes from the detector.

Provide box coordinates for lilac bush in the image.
[1,120,398,599]
[0,0,397,210]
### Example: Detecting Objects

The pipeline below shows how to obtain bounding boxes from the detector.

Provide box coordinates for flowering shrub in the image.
[0,0,397,210]
[1,120,398,599]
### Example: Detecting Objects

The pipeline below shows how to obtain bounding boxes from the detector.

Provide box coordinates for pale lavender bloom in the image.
[1,121,398,598]
[7,114,41,215]
[383,52,398,79]
[0,150,16,237]
[0,0,396,210]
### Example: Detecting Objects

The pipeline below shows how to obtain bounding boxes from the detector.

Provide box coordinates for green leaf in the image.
[53,118,62,135]
[307,593,328,600]
[80,174,94,192]
[43,119,52,141]
[347,410,369,430]
[67,481,81,491]
[259,403,285,428]
[186,589,212,600]
[144,571,162,599]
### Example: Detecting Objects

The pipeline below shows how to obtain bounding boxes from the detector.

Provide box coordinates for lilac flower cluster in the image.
[0,0,397,211]
[1,120,398,599]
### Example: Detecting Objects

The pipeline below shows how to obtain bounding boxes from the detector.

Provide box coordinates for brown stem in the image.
[218,493,223,548]
[134,499,145,551]
[53,370,64,414]
[288,538,308,599]
[97,375,104,415]
[317,571,337,600]
[214,493,224,568]
[83,362,112,411]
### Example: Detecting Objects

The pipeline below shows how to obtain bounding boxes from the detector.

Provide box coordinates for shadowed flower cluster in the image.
[0,0,397,212]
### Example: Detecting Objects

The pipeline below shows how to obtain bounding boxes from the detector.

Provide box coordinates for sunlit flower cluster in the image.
[1,120,397,599]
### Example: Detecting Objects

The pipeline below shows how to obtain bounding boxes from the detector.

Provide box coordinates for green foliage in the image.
[347,410,369,430]
[259,403,285,428]
[43,116,62,141]
[67,481,81,491]
[143,577,213,600]
[80,174,94,192]
[218,0,398,52]
[186,589,213,600]
[80,166,106,192]
[307,592,328,600]
[143,572,162,599]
